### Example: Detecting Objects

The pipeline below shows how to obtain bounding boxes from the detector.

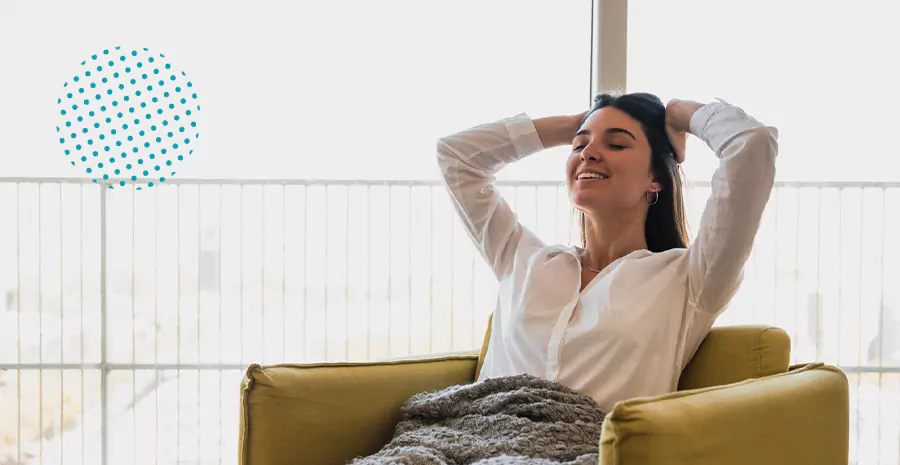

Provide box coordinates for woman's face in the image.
[566,106,661,214]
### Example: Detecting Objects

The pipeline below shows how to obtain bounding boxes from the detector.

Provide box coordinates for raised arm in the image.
[674,100,779,313]
[436,113,581,279]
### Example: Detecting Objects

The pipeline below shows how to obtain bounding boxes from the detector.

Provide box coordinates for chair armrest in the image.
[239,351,479,465]
[600,363,849,465]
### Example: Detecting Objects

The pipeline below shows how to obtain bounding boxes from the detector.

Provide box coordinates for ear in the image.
[648,178,662,194]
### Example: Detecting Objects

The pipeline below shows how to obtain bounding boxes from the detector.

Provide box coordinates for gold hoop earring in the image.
[647,191,659,206]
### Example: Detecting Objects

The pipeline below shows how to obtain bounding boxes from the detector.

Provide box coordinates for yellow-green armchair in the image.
[239,316,849,465]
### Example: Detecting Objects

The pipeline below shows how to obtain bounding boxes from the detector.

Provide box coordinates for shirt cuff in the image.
[689,100,779,157]
[688,100,727,138]
[505,113,545,156]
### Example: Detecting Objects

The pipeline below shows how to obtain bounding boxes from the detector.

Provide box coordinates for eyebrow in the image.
[574,127,637,141]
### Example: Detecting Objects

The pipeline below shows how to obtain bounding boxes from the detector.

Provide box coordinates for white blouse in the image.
[435,101,778,413]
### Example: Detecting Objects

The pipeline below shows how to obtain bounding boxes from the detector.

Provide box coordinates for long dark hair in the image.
[575,92,690,252]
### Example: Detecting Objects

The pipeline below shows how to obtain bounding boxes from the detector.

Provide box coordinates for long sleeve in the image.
[436,113,546,280]
[684,101,779,314]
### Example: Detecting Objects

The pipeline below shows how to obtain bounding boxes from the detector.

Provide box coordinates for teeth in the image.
[577,173,606,180]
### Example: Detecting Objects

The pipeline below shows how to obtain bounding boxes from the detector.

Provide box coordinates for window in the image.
[0,1,592,464]
[628,1,900,463]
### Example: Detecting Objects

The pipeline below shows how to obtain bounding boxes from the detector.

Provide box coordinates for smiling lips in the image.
[575,169,609,181]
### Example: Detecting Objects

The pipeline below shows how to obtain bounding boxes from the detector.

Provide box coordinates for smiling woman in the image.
[436,91,778,414]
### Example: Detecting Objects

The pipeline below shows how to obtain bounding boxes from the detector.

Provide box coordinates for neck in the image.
[580,207,648,271]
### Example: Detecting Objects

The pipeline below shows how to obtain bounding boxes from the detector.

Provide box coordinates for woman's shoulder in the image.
[648,247,687,259]
[635,247,689,271]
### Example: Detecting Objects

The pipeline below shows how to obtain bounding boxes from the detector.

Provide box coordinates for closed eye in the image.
[573,145,586,151]
[608,144,626,150]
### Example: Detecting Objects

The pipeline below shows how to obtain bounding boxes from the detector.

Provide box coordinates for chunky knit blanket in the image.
[347,373,606,465]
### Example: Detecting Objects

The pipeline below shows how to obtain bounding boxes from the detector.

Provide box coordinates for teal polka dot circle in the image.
[57,45,200,189]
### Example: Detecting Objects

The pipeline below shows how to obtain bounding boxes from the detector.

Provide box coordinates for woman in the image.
[436,93,778,413]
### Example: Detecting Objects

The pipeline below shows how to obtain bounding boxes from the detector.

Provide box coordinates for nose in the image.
[580,144,602,162]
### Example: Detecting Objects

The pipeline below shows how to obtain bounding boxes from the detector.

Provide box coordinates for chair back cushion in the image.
[678,325,790,390]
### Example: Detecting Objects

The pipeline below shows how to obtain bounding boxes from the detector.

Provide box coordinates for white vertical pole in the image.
[591,0,628,97]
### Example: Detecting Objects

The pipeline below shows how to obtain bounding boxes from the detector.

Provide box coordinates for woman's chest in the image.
[574,264,683,330]
[501,258,686,346]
